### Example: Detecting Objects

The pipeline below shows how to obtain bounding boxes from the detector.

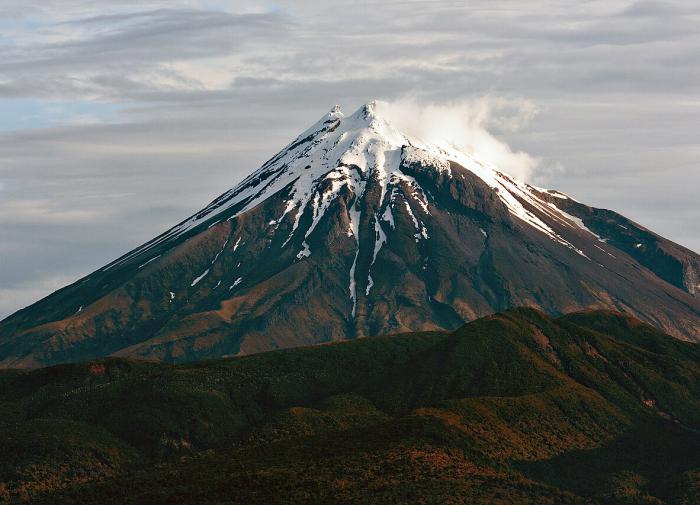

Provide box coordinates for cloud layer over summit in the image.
[1,0,699,318]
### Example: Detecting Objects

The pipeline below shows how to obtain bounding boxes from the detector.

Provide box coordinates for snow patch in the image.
[382,203,395,229]
[365,275,374,295]
[348,202,361,239]
[191,269,210,287]
[138,255,160,269]
[297,241,311,259]
[371,216,387,264]
[211,237,230,265]
[365,216,388,296]
[402,146,451,176]
[349,250,359,317]
[102,102,611,274]
[547,190,569,199]
[560,211,605,242]
[402,199,423,242]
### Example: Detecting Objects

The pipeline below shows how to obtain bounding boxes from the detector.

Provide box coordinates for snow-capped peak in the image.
[104,101,590,271]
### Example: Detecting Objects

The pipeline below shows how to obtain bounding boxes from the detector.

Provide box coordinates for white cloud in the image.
[0,0,699,319]
[378,97,540,181]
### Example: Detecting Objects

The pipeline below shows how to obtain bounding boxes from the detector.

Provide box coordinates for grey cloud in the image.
[0,7,293,100]
[620,0,700,17]
[0,0,698,318]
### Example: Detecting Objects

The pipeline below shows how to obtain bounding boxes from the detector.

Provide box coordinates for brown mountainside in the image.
[0,102,698,368]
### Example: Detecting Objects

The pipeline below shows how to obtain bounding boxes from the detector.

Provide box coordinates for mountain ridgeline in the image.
[2,309,700,503]
[0,101,698,368]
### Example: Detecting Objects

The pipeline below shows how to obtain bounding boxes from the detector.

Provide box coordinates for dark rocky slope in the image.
[1,102,697,368]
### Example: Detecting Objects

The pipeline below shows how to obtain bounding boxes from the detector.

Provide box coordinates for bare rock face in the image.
[1,102,698,367]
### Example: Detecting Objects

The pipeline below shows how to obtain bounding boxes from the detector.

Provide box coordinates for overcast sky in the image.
[1,0,698,319]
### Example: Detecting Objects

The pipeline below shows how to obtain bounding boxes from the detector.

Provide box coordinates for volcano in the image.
[1,101,698,367]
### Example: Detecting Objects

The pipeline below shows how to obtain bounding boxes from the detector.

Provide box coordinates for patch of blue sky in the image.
[0,99,127,132]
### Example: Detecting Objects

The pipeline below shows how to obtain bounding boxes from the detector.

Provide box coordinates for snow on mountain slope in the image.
[1,101,698,368]
[105,101,589,272]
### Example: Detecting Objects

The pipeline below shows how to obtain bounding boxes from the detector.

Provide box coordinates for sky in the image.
[0,0,699,319]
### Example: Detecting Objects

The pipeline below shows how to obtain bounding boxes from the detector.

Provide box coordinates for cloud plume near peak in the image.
[377,97,541,181]
[0,0,698,321]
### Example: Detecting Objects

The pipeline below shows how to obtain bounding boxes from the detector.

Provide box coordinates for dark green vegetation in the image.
[1,309,700,504]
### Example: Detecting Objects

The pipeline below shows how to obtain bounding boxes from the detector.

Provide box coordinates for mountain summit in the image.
[1,102,698,367]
